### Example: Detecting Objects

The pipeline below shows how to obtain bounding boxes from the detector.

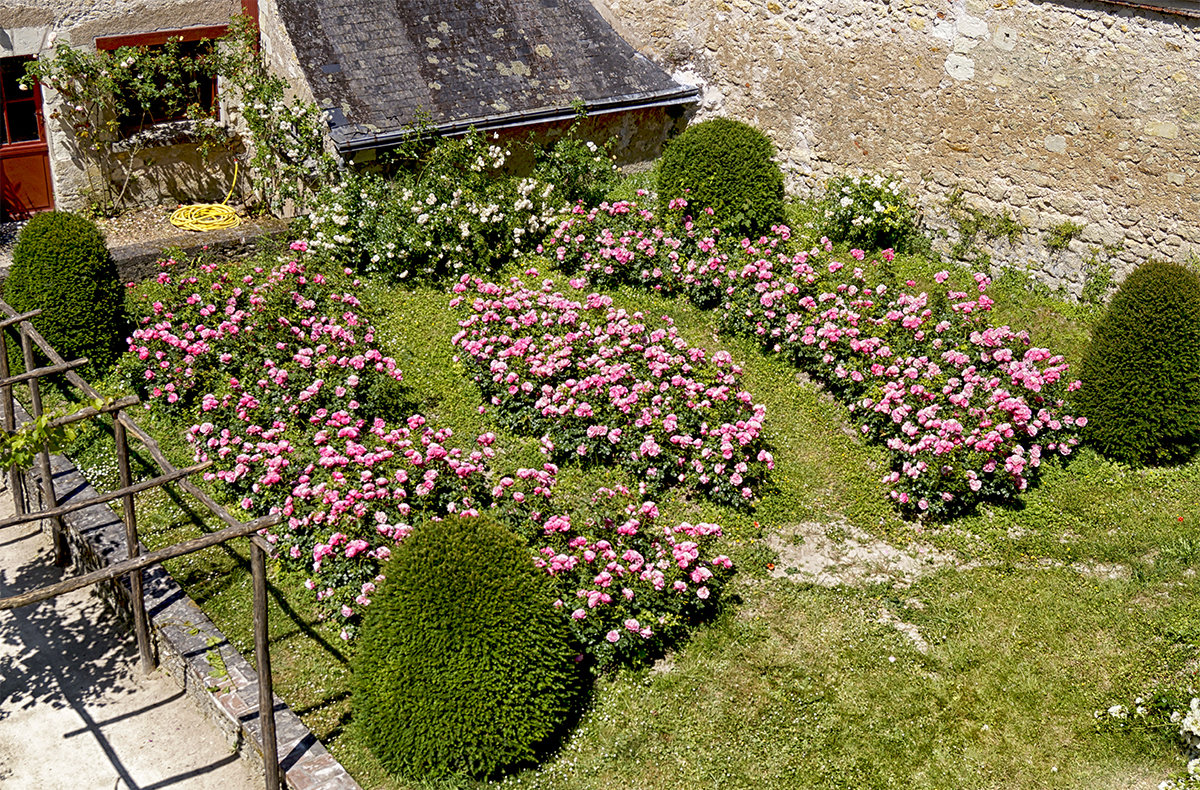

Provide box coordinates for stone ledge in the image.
[109,217,292,284]
[18,403,361,790]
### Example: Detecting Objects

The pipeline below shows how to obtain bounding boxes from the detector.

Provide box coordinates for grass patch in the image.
[499,568,1189,789]
[32,237,1200,789]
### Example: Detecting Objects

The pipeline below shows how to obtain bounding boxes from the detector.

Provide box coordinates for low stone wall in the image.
[592,0,1200,294]
[109,216,291,283]
[18,402,360,790]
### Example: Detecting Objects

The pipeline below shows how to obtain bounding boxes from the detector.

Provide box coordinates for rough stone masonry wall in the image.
[591,0,1200,293]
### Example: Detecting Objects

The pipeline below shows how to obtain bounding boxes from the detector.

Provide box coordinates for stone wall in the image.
[0,0,243,213]
[591,0,1200,293]
[493,105,690,169]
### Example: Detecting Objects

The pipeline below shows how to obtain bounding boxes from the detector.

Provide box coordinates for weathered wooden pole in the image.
[20,328,64,565]
[115,412,155,673]
[251,540,281,790]
[0,310,38,516]
[0,326,21,516]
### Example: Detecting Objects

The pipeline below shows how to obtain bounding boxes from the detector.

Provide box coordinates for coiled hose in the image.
[169,162,242,232]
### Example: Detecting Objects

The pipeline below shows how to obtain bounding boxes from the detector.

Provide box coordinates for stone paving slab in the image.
[6,394,362,790]
[0,492,260,790]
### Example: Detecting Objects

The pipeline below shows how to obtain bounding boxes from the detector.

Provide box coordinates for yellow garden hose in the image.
[169,162,242,232]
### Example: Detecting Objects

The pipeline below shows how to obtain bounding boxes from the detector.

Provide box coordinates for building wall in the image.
[492,106,690,169]
[0,0,242,213]
[591,0,1200,292]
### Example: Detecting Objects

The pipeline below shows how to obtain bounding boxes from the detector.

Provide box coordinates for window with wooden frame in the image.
[95,25,226,135]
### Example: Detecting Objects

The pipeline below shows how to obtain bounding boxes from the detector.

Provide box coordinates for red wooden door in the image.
[0,56,54,222]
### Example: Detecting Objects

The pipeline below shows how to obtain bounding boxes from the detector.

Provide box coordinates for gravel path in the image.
[0,220,26,273]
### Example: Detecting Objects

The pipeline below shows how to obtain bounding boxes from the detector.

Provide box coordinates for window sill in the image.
[112,118,230,152]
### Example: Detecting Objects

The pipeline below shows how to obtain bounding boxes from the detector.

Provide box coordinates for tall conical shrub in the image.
[5,211,123,369]
[1076,260,1200,466]
[351,515,578,780]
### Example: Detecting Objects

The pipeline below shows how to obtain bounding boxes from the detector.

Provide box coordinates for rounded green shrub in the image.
[351,515,578,780]
[1076,260,1200,466]
[5,211,123,369]
[657,117,785,237]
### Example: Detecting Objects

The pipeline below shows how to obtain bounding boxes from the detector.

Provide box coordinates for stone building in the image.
[0,0,247,219]
[0,0,696,219]
[591,0,1200,291]
[259,0,697,167]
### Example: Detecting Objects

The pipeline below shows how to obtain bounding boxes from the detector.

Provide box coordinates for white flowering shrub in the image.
[299,129,616,281]
[817,172,922,253]
[1095,693,1200,789]
[1181,698,1200,751]
[533,135,619,207]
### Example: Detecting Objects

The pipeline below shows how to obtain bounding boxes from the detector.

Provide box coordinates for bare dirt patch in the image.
[764,520,971,590]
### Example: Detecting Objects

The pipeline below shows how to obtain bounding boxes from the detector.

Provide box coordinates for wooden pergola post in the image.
[19,328,64,565]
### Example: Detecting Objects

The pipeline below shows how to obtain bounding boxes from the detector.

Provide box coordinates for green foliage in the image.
[1046,220,1085,252]
[5,211,124,370]
[531,125,619,207]
[1081,245,1119,306]
[1077,260,1200,466]
[818,172,924,254]
[945,189,1023,261]
[214,16,336,212]
[0,397,107,470]
[657,118,785,236]
[24,40,224,213]
[351,515,578,780]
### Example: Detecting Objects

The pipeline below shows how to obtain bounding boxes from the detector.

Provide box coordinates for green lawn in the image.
[49,239,1200,790]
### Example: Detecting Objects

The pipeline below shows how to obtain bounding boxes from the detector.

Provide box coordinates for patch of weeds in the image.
[1081,244,1120,306]
[784,197,825,248]
[205,636,229,680]
[945,188,1024,260]
[605,161,658,203]
[824,523,848,542]
[731,539,780,578]
[1046,220,1085,252]
[1160,536,1200,571]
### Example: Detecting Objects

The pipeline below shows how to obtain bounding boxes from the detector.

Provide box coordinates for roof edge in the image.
[329,84,700,154]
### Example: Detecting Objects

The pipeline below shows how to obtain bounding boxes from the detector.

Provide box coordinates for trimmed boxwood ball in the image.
[351,515,578,780]
[5,211,123,369]
[1076,259,1200,466]
[657,117,785,236]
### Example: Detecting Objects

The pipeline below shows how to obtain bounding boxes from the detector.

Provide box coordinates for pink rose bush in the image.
[449,271,773,507]
[123,252,735,660]
[123,251,402,421]
[545,196,730,306]
[549,203,1084,518]
[529,485,731,667]
[719,245,1084,517]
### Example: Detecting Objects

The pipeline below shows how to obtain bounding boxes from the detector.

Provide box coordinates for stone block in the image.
[1144,120,1179,139]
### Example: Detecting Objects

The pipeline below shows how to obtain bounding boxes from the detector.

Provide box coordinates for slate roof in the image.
[274,0,699,152]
